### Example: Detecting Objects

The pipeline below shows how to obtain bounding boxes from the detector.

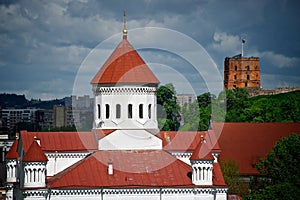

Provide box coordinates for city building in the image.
[176,94,196,107]
[224,54,260,90]
[5,14,228,200]
[1,108,38,131]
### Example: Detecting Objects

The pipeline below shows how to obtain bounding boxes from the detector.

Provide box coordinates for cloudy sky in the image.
[0,0,300,100]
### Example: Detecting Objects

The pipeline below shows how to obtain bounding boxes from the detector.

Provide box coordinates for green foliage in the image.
[220,159,242,194]
[180,93,214,131]
[157,83,180,131]
[245,134,300,199]
[224,90,300,122]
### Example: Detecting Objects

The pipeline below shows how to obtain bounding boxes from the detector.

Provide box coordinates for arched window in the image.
[128,104,132,119]
[148,104,152,119]
[139,104,143,118]
[116,104,121,119]
[97,104,101,119]
[105,104,110,119]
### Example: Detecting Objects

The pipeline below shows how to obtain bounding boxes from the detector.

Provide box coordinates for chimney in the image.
[108,162,113,175]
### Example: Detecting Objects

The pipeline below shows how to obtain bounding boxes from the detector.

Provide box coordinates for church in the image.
[5,15,228,200]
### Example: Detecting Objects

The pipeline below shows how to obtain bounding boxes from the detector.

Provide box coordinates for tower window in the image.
[116,104,121,119]
[105,104,110,119]
[139,104,143,118]
[97,104,101,119]
[128,104,132,119]
[148,104,152,119]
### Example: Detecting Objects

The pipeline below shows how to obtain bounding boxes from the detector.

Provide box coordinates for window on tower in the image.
[139,104,143,118]
[128,104,133,119]
[105,104,110,119]
[148,104,152,119]
[98,104,101,119]
[116,104,121,119]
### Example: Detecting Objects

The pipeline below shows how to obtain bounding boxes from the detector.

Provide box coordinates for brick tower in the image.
[224,54,261,90]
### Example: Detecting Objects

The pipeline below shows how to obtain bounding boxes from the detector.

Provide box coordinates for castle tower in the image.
[90,12,160,132]
[190,135,214,185]
[22,138,48,188]
[224,55,261,90]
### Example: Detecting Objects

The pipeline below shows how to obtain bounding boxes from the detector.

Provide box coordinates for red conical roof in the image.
[190,136,214,161]
[23,140,48,162]
[91,38,160,85]
[5,138,19,159]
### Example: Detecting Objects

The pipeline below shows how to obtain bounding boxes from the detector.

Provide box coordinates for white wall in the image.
[46,152,90,176]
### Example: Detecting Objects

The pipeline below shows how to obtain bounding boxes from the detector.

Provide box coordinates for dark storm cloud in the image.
[0,0,299,99]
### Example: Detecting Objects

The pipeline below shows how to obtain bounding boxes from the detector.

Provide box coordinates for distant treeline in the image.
[0,93,65,109]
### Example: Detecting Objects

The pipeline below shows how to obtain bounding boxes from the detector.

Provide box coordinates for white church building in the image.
[5,15,228,200]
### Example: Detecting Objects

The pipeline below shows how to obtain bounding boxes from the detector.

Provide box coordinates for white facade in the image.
[93,86,158,131]
[46,152,90,176]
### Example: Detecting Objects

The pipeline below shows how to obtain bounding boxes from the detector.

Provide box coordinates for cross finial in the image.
[123,10,127,39]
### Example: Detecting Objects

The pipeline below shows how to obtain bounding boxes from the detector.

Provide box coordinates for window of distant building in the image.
[116,104,121,119]
[128,104,133,119]
[234,66,237,71]
[105,104,110,119]
[234,74,237,80]
[246,65,250,71]
[247,75,250,80]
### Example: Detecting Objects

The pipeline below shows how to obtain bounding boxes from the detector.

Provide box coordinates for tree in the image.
[220,159,245,195]
[245,133,300,199]
[157,83,180,131]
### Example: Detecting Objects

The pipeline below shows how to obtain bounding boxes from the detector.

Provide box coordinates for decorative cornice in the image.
[46,152,90,159]
[44,187,226,196]
[93,86,157,95]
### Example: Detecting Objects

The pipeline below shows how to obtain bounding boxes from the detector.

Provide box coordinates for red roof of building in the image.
[215,122,300,175]
[20,131,97,153]
[212,163,227,186]
[48,150,193,188]
[161,130,221,152]
[5,138,19,159]
[90,38,160,85]
[190,139,214,161]
[23,140,48,162]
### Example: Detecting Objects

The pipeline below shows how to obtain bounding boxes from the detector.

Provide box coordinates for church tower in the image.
[91,12,161,150]
[22,137,48,188]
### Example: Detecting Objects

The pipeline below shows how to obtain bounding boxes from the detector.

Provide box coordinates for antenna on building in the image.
[241,36,246,57]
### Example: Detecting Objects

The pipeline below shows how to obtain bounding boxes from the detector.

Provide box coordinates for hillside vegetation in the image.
[180,88,300,131]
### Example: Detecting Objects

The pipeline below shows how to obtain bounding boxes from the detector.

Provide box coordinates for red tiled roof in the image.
[5,139,19,159]
[190,140,214,161]
[94,129,116,140]
[215,122,300,175]
[20,131,97,153]
[212,163,227,186]
[161,130,221,152]
[23,140,48,162]
[48,150,193,188]
[90,39,160,85]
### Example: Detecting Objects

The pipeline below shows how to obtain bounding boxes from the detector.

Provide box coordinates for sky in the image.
[0,0,300,100]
